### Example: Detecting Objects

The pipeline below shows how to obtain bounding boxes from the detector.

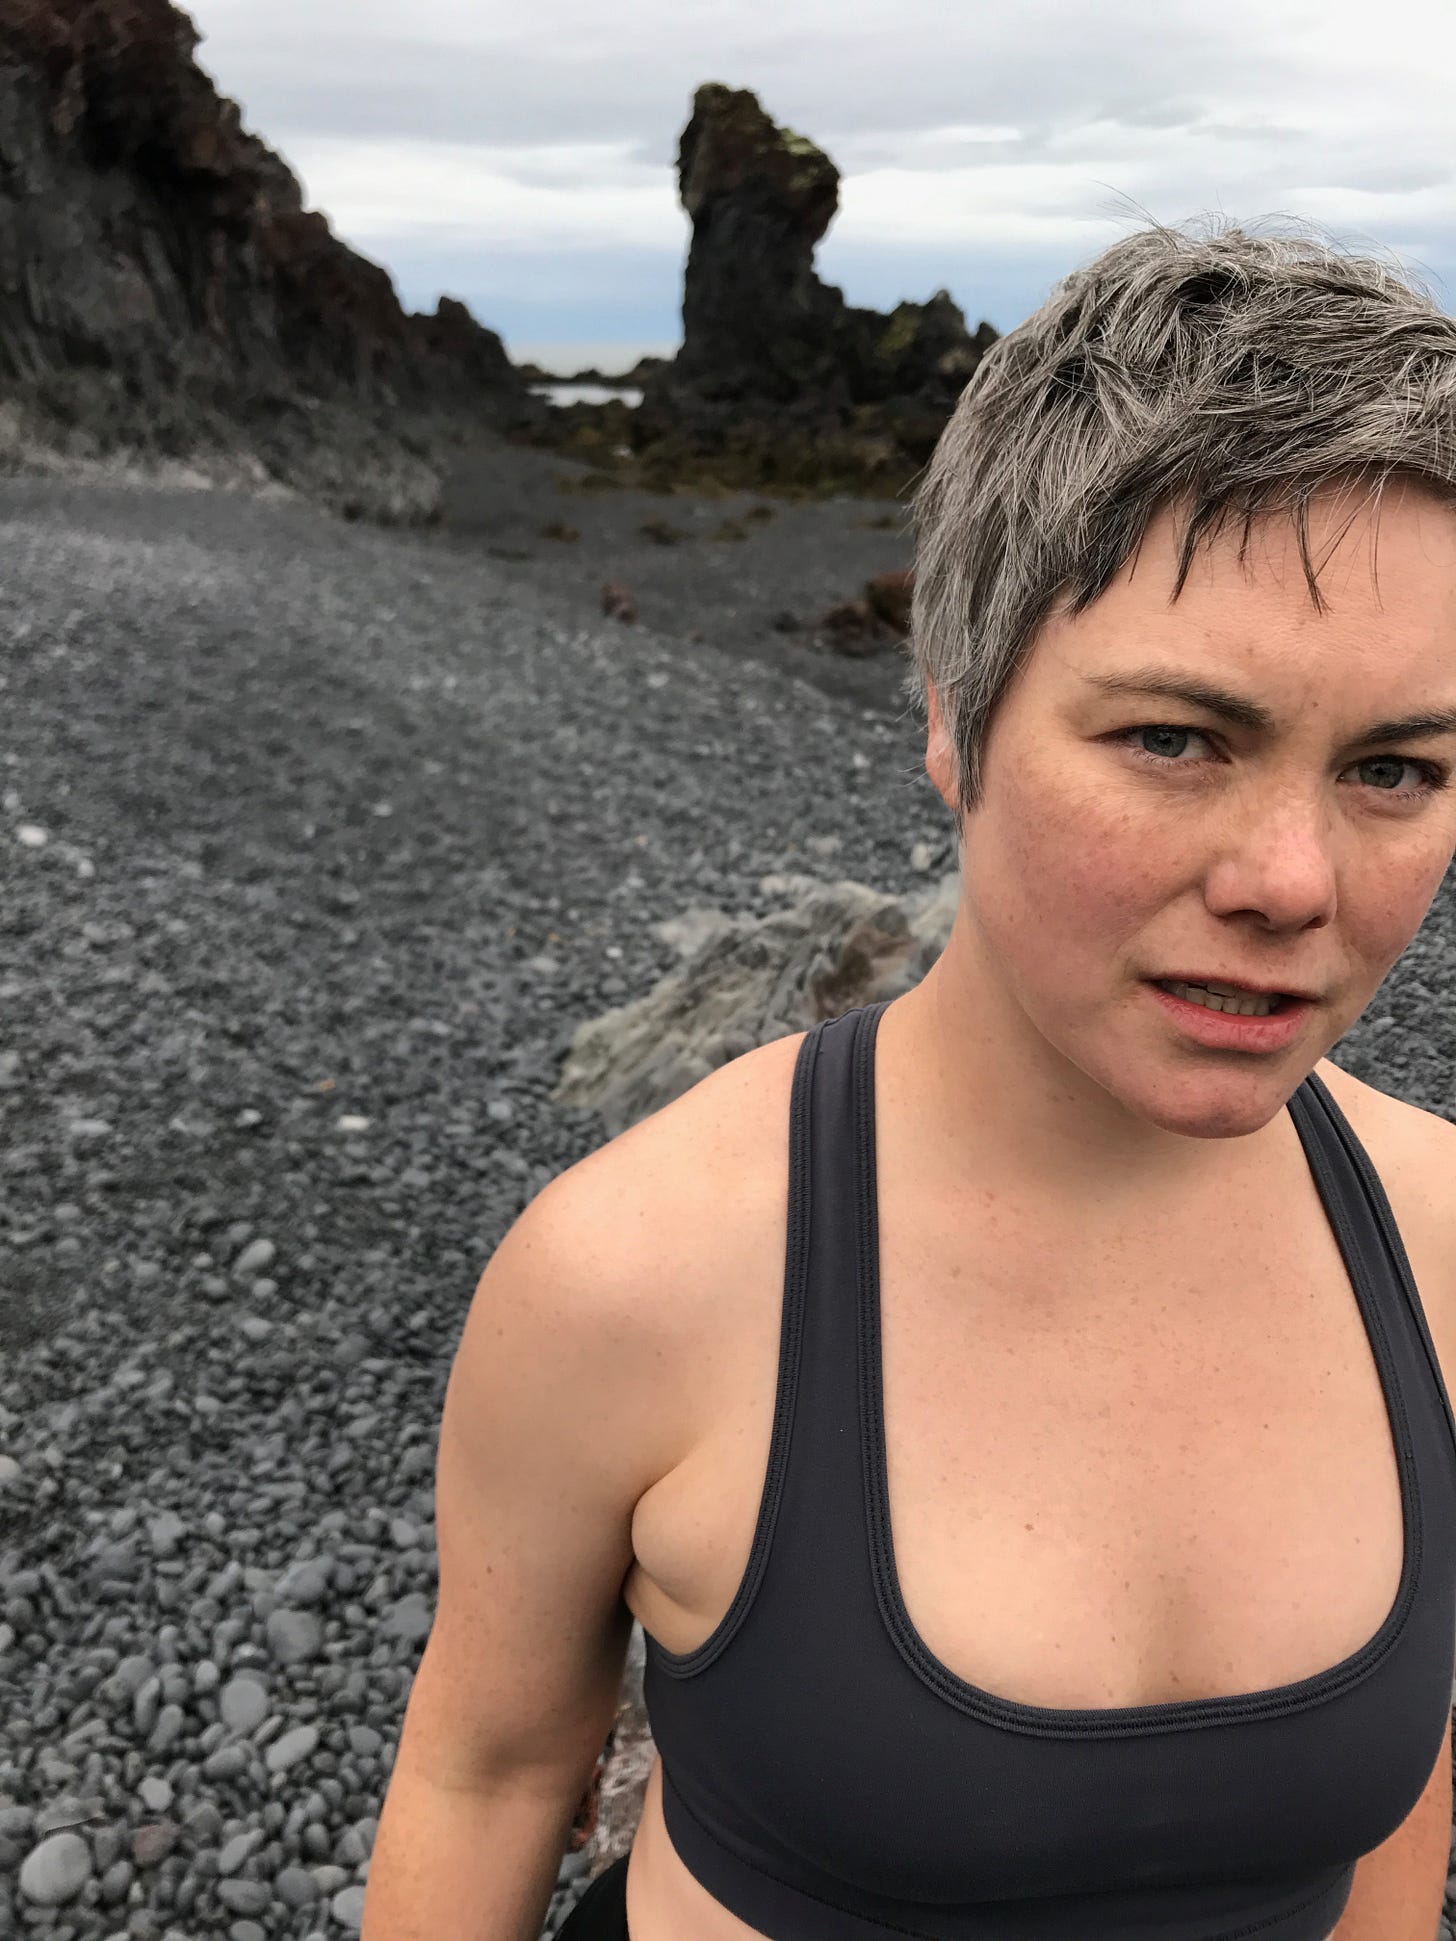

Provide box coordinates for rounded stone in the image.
[331,1883,367,1933]
[265,1608,323,1665]
[216,1876,271,1914]
[219,1676,270,1733]
[18,1829,93,1906]
[265,1724,319,1775]
[275,1865,320,1907]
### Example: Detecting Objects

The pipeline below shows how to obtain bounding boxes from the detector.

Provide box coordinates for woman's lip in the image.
[1143,978,1313,1049]
[1150,976,1317,1001]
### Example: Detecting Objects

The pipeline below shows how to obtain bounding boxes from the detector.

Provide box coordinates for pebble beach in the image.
[1,453,1454,1939]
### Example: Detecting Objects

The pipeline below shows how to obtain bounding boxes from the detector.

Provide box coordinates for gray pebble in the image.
[216,1877,272,1915]
[132,1672,161,1734]
[331,1883,368,1933]
[149,1701,187,1752]
[202,1744,250,1782]
[147,1511,187,1557]
[266,1606,323,1664]
[220,1675,270,1732]
[275,1557,332,1606]
[18,1829,92,1906]
[99,1857,132,1903]
[232,1237,277,1277]
[265,1724,319,1774]
[275,1864,321,1906]
[219,1829,264,1875]
[380,1592,433,1641]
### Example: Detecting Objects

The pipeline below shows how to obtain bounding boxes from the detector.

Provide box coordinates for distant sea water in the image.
[528,382,644,408]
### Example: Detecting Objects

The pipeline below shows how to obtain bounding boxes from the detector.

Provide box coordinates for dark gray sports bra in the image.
[643,999,1456,1939]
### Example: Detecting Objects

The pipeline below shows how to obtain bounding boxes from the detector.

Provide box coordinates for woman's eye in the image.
[1352,755,1451,796]
[1116,724,1450,799]
[1120,724,1211,765]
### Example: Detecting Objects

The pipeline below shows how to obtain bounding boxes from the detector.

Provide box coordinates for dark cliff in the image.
[0,0,547,518]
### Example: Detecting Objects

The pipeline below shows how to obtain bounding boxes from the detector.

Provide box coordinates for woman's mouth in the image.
[1143,978,1313,1050]
[1153,979,1286,1018]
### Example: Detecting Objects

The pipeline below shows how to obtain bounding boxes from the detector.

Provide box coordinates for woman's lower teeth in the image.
[1161,981,1283,1018]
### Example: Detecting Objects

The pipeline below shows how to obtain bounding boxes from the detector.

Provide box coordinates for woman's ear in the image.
[925,681,958,813]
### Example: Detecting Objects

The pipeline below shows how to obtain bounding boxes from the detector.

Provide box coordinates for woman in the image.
[366,214,1456,1941]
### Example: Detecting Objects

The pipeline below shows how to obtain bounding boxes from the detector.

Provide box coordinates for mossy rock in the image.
[875,306,922,363]
[552,469,626,495]
[513,406,917,504]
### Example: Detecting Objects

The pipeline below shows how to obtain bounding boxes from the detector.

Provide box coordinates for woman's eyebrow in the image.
[1082,667,1456,746]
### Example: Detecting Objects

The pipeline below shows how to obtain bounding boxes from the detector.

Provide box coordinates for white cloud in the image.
[183,0,1456,365]
[283,138,681,252]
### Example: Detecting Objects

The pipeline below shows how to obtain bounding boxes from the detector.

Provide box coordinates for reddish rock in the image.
[567,1745,606,1852]
[601,581,638,622]
[131,1820,180,1868]
[864,566,914,636]
[813,596,883,655]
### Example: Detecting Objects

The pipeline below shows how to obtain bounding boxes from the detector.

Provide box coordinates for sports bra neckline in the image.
[855,996,1422,1734]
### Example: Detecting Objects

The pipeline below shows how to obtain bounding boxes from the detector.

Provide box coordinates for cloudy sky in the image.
[182,0,1454,377]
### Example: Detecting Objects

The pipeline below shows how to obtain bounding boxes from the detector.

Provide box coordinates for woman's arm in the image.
[362,1159,690,1937]
[1330,1708,1451,1940]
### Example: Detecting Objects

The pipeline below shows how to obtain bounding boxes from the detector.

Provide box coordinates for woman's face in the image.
[925,480,1456,1143]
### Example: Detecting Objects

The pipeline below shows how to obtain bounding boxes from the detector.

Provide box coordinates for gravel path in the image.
[0,466,1452,1940]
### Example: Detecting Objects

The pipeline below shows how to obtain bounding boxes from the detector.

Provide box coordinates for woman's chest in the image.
[626,1065,1454,1715]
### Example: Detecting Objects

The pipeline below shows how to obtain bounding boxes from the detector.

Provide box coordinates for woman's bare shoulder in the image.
[573,1028,808,1179]
[1310,1054,1456,1237]
[557,1026,810,1313]
[1313,1054,1456,1381]
[1312,1053,1453,1152]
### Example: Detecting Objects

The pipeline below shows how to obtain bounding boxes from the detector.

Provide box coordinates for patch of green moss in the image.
[876,306,921,362]
[551,469,624,495]
[509,397,931,504]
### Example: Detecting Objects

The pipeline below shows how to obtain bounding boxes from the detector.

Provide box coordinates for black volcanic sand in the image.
[431,428,918,712]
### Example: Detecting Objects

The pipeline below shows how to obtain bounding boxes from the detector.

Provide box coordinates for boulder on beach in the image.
[551,867,960,1137]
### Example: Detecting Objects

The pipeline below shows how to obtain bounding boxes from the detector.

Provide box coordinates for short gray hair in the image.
[903,212,1456,821]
